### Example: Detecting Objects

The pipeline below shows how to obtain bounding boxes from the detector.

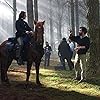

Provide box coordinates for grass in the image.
[0,60,100,100]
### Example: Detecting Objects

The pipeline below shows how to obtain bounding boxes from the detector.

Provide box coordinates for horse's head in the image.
[34,20,45,45]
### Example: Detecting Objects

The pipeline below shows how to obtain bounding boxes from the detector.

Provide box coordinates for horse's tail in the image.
[0,40,8,57]
[0,41,9,72]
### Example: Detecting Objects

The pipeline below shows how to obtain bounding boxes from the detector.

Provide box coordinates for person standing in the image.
[15,11,33,65]
[68,30,75,59]
[68,39,75,58]
[44,42,52,67]
[58,38,74,70]
[69,27,90,82]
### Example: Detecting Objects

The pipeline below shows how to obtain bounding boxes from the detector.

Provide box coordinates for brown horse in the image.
[0,20,45,85]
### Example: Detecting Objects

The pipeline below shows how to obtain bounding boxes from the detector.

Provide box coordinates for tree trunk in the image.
[75,0,79,35]
[27,0,34,30]
[70,0,75,35]
[58,18,62,40]
[34,0,38,21]
[49,0,53,49]
[87,0,100,77]
[13,0,16,34]
[56,0,62,41]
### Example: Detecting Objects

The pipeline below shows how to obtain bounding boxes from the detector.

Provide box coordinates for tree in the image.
[27,0,34,30]
[34,0,38,21]
[13,0,16,34]
[75,0,79,35]
[49,0,53,49]
[87,0,100,76]
[54,0,68,41]
[70,0,75,35]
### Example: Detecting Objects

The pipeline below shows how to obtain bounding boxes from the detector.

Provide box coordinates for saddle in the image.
[6,37,17,51]
[6,37,27,61]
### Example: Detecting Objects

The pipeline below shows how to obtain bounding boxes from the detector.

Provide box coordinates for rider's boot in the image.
[17,56,24,65]
[16,45,24,65]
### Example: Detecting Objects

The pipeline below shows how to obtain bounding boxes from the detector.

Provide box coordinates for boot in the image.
[16,45,24,65]
[17,56,24,65]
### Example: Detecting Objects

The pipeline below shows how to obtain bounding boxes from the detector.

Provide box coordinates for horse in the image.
[0,20,45,85]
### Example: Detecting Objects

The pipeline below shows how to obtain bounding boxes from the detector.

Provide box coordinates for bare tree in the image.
[13,0,16,34]
[75,0,79,35]
[49,0,54,48]
[38,0,89,52]
[34,0,38,21]
[27,0,34,30]
[70,0,75,35]
[54,0,68,41]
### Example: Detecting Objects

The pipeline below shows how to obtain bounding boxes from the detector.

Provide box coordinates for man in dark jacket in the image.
[15,11,33,65]
[58,38,74,70]
[69,27,90,82]
[44,42,52,67]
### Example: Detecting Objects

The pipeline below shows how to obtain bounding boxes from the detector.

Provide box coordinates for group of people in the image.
[58,37,74,70]
[15,11,90,83]
[58,27,90,82]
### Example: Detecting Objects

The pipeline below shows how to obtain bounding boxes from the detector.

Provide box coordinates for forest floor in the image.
[0,58,100,100]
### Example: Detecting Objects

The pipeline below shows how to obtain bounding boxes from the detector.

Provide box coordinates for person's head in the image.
[18,11,26,19]
[46,41,49,46]
[79,27,87,36]
[69,30,72,34]
[62,37,66,41]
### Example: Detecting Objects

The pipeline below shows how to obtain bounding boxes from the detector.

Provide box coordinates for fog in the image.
[0,0,87,52]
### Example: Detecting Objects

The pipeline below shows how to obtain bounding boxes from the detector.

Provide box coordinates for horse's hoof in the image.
[36,81,42,86]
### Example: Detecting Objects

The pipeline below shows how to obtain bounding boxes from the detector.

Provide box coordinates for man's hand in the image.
[74,47,80,52]
[74,46,85,52]
[26,31,33,34]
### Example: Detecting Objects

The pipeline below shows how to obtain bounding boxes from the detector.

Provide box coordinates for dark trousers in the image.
[44,54,50,67]
[60,56,74,70]
[59,56,66,70]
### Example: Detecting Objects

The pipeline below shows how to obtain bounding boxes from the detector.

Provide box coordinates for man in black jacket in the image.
[69,27,90,82]
[44,42,52,67]
[58,38,74,70]
[15,11,33,65]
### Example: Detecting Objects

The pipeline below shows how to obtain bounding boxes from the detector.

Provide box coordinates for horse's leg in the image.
[0,60,6,82]
[26,61,32,82]
[4,58,13,83]
[0,58,12,84]
[35,60,41,85]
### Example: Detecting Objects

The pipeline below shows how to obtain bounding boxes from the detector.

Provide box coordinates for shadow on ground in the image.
[86,79,100,86]
[0,72,100,100]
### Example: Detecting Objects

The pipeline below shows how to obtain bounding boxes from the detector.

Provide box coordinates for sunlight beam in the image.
[0,0,5,3]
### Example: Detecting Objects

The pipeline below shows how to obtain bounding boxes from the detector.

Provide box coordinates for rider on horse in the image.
[15,11,33,65]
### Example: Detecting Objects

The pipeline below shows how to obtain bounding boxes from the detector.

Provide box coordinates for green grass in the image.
[40,69,100,94]
[0,65,99,100]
